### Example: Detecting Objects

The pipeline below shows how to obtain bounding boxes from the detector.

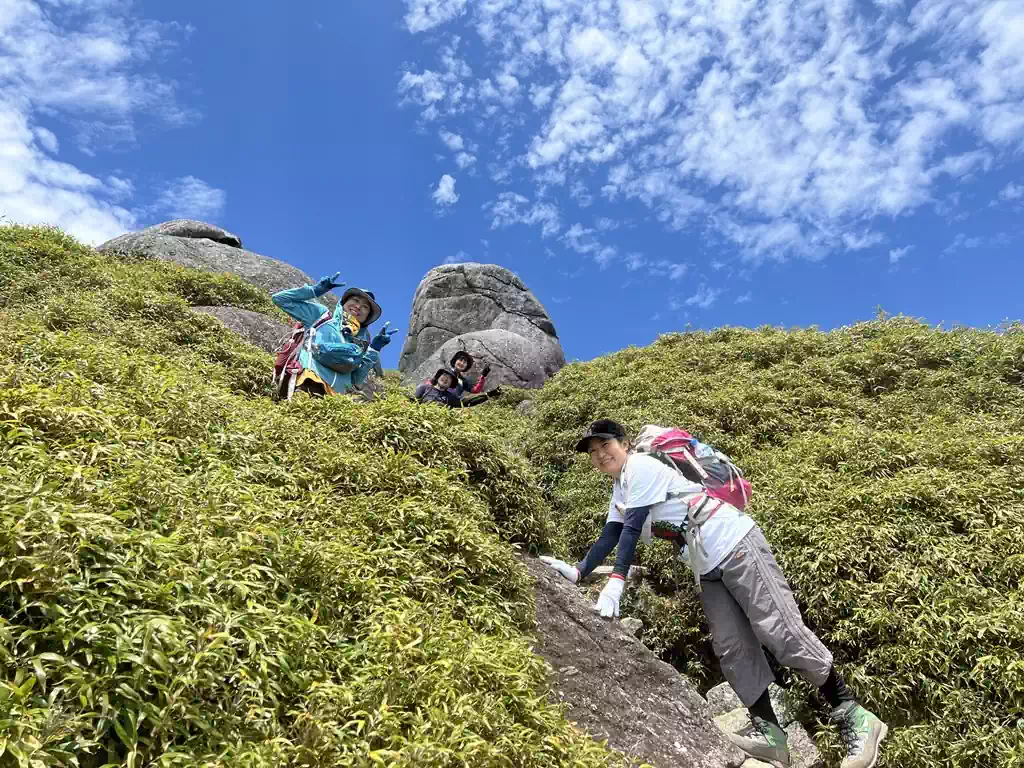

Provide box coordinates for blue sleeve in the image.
[612,505,653,579]
[575,521,624,581]
[349,348,381,387]
[271,284,329,328]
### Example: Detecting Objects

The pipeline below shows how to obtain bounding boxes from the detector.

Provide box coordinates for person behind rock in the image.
[540,419,888,768]
[272,272,397,397]
[414,368,462,408]
[447,350,502,407]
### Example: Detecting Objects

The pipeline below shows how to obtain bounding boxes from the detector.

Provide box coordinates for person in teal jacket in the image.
[272,272,397,397]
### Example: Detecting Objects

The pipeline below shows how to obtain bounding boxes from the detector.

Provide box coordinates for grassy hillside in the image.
[0,226,609,767]
[4,224,1022,768]
[520,321,1024,768]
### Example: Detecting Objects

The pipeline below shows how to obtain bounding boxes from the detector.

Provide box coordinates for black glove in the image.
[481,365,491,377]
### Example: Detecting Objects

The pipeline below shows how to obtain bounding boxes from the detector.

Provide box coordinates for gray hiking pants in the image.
[699,525,833,707]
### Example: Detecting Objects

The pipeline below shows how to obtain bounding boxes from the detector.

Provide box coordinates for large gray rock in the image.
[524,555,745,768]
[408,329,551,390]
[97,220,333,307]
[399,263,564,383]
[191,306,292,353]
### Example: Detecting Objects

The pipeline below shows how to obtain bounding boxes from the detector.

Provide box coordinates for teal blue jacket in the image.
[271,284,380,393]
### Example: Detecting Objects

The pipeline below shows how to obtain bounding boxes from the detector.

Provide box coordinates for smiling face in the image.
[588,437,630,477]
[453,357,469,372]
[436,373,455,390]
[343,295,371,324]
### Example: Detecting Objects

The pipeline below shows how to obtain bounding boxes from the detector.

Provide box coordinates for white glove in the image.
[539,556,580,584]
[592,575,625,618]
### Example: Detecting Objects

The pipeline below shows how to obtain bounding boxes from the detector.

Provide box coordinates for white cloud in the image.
[1000,182,1023,201]
[455,151,476,169]
[404,0,468,34]
[684,284,721,310]
[443,249,470,264]
[399,0,1024,261]
[942,231,1012,255]
[432,174,459,206]
[889,245,914,264]
[439,129,464,151]
[150,176,226,221]
[0,1,200,244]
[570,180,593,207]
[624,252,645,271]
[484,191,560,237]
[595,216,619,231]
[735,292,752,304]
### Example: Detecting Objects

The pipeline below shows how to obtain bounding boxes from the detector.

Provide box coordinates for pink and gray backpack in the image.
[633,425,751,510]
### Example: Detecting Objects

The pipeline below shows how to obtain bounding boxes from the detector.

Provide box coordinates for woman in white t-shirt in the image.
[540,419,887,768]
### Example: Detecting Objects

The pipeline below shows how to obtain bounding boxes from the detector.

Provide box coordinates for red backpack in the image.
[271,312,332,398]
[634,425,751,510]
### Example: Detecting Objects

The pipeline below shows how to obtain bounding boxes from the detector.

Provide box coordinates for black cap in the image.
[450,350,474,371]
[340,287,382,325]
[575,419,627,452]
[432,367,457,385]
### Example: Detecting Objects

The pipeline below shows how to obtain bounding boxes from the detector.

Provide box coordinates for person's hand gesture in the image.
[313,272,344,297]
[369,321,399,351]
[480,365,492,378]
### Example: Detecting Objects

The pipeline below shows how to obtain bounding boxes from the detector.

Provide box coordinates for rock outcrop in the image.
[524,555,745,768]
[97,219,331,306]
[408,329,552,390]
[399,263,564,388]
[191,306,292,353]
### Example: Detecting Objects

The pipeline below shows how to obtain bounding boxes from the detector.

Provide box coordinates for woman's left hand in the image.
[593,575,624,618]
[370,322,399,351]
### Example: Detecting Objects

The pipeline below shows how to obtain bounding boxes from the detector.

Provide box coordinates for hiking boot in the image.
[831,701,888,768]
[726,715,790,766]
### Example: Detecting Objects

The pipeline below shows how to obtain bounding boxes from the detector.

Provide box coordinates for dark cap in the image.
[432,367,457,386]
[575,419,627,452]
[450,350,474,371]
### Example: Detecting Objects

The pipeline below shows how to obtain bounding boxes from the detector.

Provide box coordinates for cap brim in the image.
[575,432,618,453]
[342,289,382,325]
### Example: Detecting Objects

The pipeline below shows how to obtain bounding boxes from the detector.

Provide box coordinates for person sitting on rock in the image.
[413,368,462,408]
[540,419,888,768]
[272,272,397,398]
[446,350,502,407]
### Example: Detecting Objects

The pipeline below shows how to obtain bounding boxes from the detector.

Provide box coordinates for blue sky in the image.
[2,0,1022,369]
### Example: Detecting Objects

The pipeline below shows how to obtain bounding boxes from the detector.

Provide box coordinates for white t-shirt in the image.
[608,454,755,575]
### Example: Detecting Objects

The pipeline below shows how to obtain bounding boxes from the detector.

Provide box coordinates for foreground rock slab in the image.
[523,555,746,768]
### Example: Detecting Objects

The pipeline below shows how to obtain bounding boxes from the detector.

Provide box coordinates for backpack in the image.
[272,312,364,399]
[634,425,751,509]
[632,425,752,592]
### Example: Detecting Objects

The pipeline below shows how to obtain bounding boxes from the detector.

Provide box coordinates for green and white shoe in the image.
[726,715,790,767]
[831,701,889,768]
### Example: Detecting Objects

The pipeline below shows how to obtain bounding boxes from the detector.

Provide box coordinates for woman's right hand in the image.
[539,556,580,584]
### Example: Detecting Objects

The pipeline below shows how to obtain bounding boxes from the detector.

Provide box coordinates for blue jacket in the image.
[272,284,380,393]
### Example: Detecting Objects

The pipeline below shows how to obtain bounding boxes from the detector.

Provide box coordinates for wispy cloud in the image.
[1000,183,1023,201]
[399,0,1024,261]
[484,192,560,237]
[684,284,721,310]
[0,0,206,244]
[443,249,470,264]
[735,292,752,305]
[150,176,226,221]
[889,245,914,265]
[943,232,1012,255]
[432,174,459,207]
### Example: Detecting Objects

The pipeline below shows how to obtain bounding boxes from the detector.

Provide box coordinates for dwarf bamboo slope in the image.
[3,225,1024,768]
[498,313,1024,768]
[0,225,611,767]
